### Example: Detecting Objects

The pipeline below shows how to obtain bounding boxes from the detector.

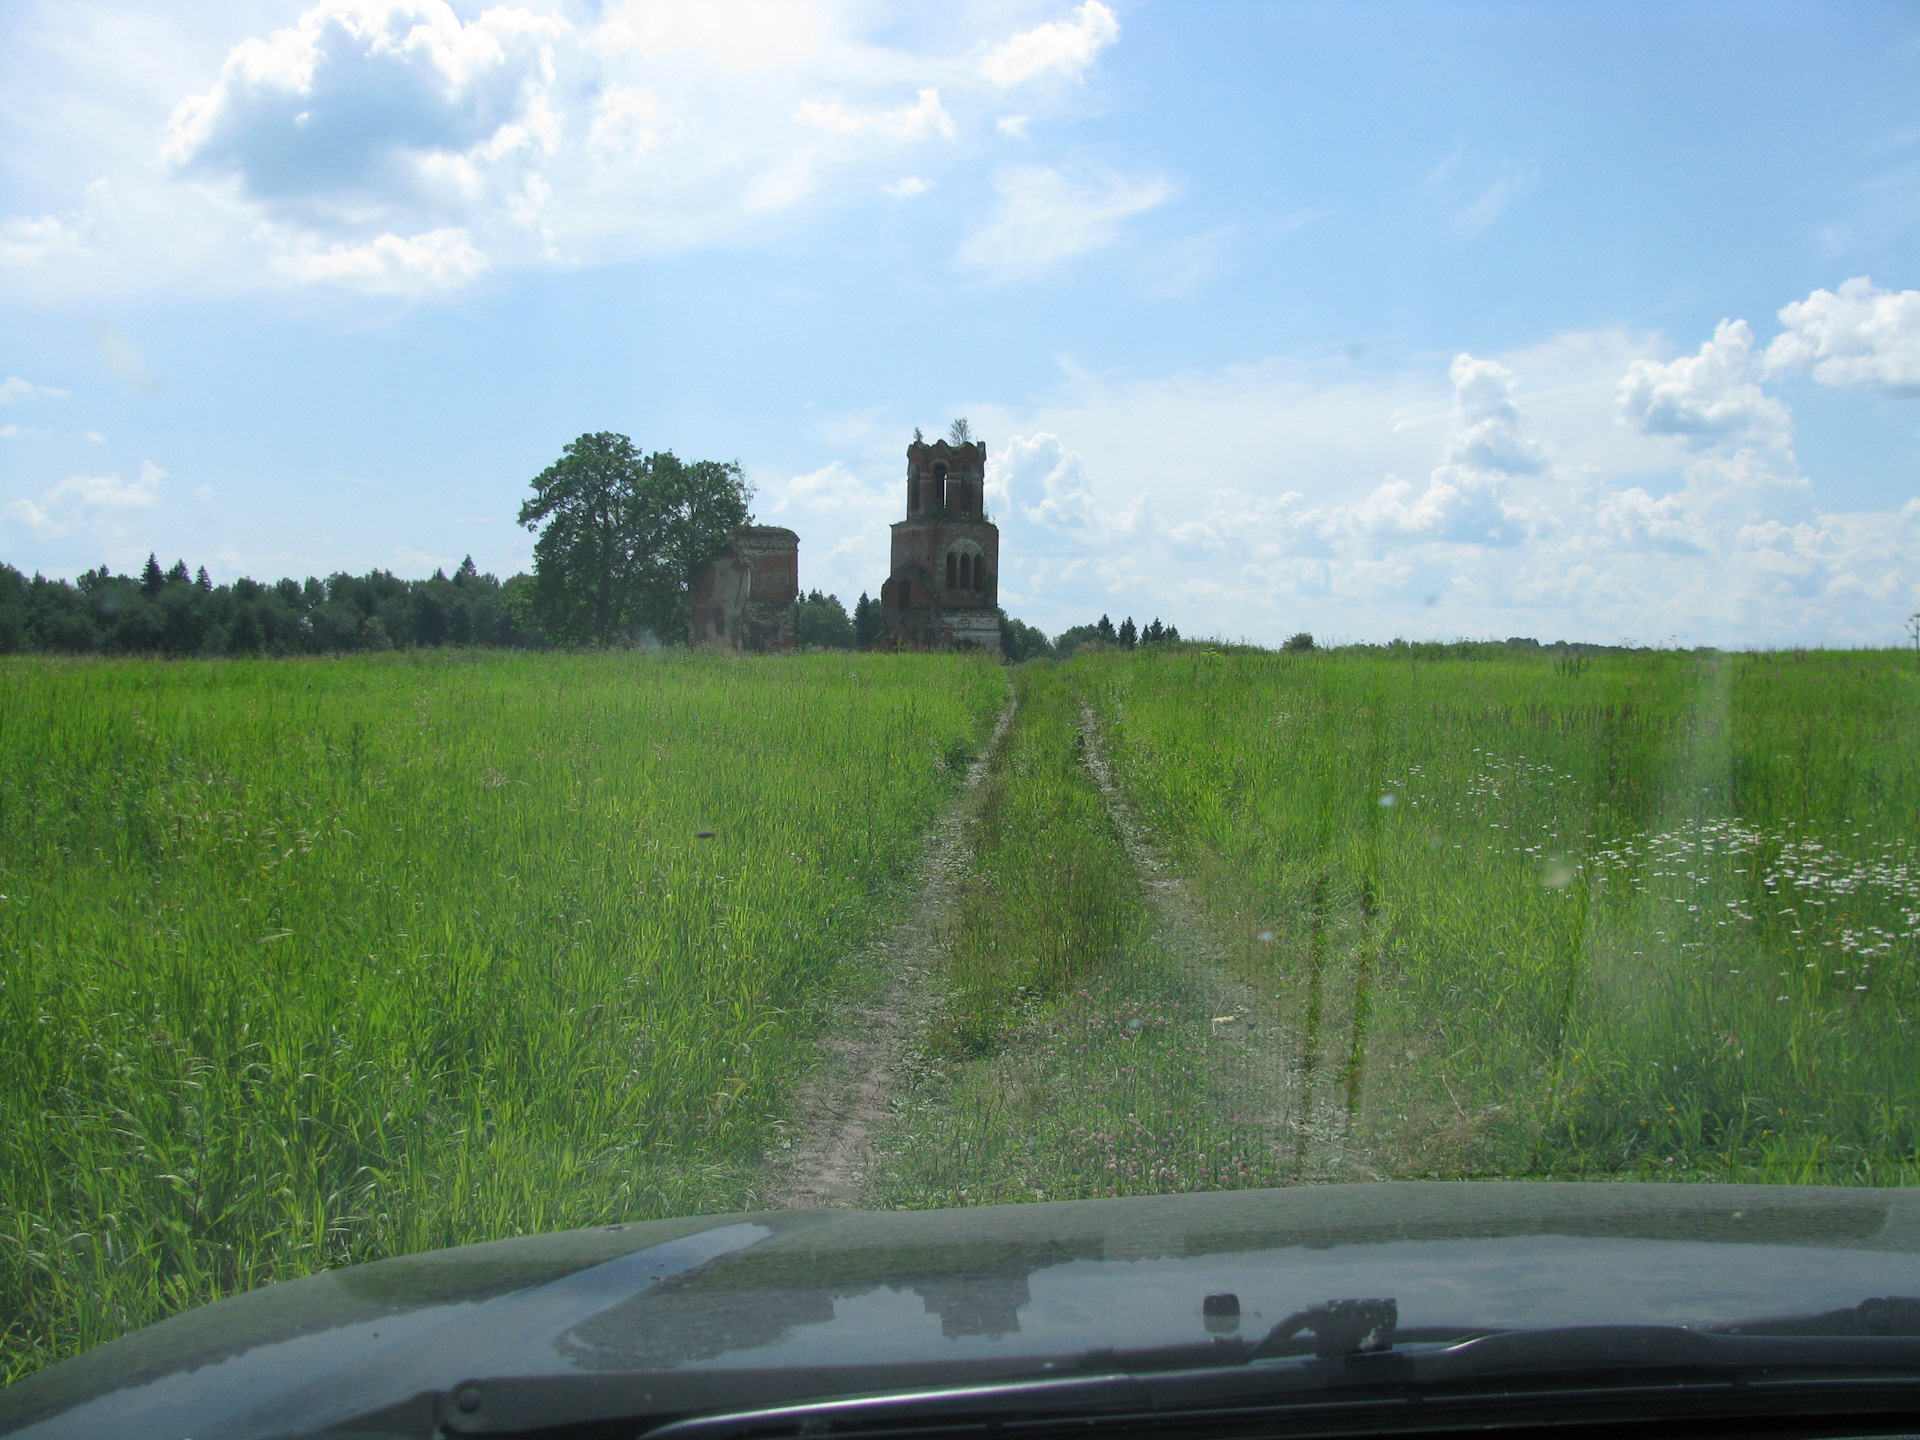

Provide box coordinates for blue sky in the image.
[3,0,1918,645]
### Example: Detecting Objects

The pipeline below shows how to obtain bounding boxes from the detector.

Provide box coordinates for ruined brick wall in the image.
[687,525,800,651]
[881,439,1002,655]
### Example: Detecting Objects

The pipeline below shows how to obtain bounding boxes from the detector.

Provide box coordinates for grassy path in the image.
[866,664,1357,1208]
[759,693,1018,1208]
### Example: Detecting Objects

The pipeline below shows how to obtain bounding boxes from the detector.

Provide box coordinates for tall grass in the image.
[0,649,1005,1379]
[1078,646,1920,1182]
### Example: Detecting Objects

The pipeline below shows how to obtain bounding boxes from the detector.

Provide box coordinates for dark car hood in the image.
[8,1182,1920,1439]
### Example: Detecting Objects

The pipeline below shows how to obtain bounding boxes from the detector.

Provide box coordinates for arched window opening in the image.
[932,464,947,510]
[962,554,974,589]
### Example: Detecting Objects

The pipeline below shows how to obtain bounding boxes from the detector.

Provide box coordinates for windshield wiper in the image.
[627,1308,1920,1440]
[340,1298,1920,1439]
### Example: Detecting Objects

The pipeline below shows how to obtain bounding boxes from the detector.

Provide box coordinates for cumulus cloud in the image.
[3,459,165,537]
[165,0,561,225]
[5,3,1142,299]
[1443,353,1546,475]
[881,176,932,198]
[780,334,1909,645]
[988,432,1143,540]
[960,165,1171,275]
[981,2,1120,87]
[1617,319,1793,450]
[272,227,489,291]
[996,115,1030,139]
[1269,354,1546,552]
[1765,276,1920,395]
[0,377,70,404]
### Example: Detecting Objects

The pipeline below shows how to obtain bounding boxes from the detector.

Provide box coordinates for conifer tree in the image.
[853,592,883,649]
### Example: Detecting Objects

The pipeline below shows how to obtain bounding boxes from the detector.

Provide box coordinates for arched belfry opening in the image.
[881,431,1001,655]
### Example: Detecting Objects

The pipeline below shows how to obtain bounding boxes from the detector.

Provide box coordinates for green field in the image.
[0,650,1005,1379]
[1077,646,1920,1183]
[6,644,1919,1382]
[872,646,1920,1207]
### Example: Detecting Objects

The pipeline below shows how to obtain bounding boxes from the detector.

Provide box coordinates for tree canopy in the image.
[517,433,751,645]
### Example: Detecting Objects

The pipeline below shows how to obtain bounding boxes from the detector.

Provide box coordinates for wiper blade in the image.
[633,1326,1920,1440]
[391,1297,1920,1438]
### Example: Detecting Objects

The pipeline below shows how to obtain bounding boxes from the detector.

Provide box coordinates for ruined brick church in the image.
[688,432,1000,655]
[879,435,1001,656]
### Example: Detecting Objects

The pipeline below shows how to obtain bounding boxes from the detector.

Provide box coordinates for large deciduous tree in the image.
[517,433,751,645]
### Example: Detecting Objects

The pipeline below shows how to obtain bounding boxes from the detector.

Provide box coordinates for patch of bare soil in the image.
[758,697,1017,1209]
[1075,702,1380,1182]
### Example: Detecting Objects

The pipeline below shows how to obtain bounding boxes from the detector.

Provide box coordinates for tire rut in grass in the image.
[758,695,1018,1209]
[1073,700,1377,1184]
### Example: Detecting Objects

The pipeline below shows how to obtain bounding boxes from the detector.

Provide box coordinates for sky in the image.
[2,0,1918,647]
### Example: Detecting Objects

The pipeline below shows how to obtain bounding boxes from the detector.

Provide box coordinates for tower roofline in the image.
[907,438,986,459]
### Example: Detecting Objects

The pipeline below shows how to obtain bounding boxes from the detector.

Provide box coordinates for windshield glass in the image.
[2,0,1918,1408]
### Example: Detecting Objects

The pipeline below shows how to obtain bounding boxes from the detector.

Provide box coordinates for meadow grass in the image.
[0,648,1005,1379]
[1077,646,1920,1182]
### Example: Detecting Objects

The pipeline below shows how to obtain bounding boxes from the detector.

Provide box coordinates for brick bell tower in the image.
[880,433,1002,654]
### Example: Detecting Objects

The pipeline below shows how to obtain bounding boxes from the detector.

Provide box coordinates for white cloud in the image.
[796,88,955,141]
[988,431,1144,540]
[0,179,117,268]
[928,332,1914,645]
[1443,353,1547,475]
[164,0,562,226]
[981,2,1120,87]
[4,459,166,537]
[772,461,893,517]
[0,377,70,404]
[779,336,1916,645]
[587,85,660,162]
[3,3,1147,300]
[1617,319,1793,450]
[0,425,49,440]
[960,164,1172,275]
[1765,276,1920,395]
[1266,354,1547,552]
[996,115,1030,139]
[881,176,933,198]
[272,227,490,291]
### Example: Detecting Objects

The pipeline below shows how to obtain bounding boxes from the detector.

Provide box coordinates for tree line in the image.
[0,432,1191,660]
[0,554,539,657]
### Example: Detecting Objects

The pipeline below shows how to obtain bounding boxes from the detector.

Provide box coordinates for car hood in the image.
[7,1182,1920,1439]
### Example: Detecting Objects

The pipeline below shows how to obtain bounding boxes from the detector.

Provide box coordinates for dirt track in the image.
[759,695,1016,1208]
